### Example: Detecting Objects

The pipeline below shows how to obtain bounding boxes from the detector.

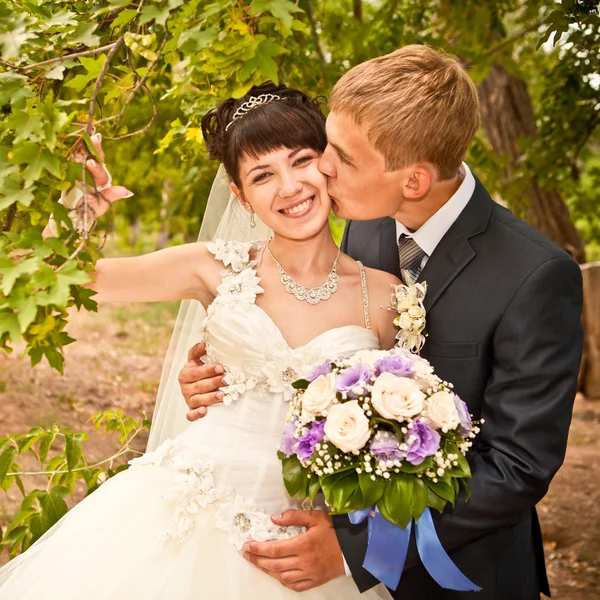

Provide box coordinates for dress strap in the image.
[357,261,371,330]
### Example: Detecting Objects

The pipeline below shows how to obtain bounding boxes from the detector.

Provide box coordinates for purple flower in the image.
[335,363,371,397]
[405,420,440,465]
[307,360,333,383]
[369,431,404,463]
[374,355,414,378]
[279,421,298,457]
[454,397,472,435]
[296,420,326,462]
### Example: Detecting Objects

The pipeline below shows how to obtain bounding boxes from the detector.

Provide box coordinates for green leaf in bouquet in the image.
[321,470,358,512]
[399,456,433,475]
[412,478,429,522]
[308,475,321,504]
[379,474,414,529]
[461,479,472,503]
[357,472,385,509]
[291,378,309,390]
[426,479,455,506]
[427,486,448,514]
[280,455,306,497]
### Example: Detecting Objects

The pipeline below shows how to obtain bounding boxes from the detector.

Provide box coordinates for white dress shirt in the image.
[395,163,475,267]
[341,163,475,579]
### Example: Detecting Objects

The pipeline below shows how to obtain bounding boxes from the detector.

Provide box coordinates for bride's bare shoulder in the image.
[362,266,400,350]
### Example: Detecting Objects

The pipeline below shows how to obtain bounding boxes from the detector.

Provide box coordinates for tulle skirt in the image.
[0,461,390,599]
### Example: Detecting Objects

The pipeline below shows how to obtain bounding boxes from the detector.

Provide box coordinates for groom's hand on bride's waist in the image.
[179,343,227,421]
[242,510,345,592]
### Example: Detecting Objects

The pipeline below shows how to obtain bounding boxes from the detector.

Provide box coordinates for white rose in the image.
[396,313,414,330]
[427,392,461,431]
[407,305,426,320]
[324,401,371,453]
[347,349,388,365]
[371,372,425,421]
[302,373,337,417]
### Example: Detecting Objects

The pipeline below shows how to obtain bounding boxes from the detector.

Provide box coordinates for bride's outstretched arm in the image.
[43,133,217,305]
[91,243,214,304]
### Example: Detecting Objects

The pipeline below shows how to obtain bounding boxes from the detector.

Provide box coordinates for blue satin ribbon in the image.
[349,506,481,592]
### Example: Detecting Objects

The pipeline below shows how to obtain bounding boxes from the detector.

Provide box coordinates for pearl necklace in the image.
[266,241,341,305]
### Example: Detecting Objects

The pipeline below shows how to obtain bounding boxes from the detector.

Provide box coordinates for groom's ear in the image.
[403,166,434,199]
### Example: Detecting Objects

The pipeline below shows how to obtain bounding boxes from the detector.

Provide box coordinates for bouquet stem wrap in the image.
[350,506,481,592]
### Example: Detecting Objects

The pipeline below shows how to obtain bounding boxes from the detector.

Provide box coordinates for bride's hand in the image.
[179,343,227,420]
[74,133,133,217]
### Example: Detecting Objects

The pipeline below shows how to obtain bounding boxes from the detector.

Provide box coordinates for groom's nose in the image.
[318,145,336,178]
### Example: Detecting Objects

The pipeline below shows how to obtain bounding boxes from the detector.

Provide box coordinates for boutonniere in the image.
[391,282,427,354]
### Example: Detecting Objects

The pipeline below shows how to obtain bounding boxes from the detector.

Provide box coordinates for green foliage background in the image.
[0,0,599,370]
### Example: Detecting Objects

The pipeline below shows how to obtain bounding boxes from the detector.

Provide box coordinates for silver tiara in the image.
[225,93,281,132]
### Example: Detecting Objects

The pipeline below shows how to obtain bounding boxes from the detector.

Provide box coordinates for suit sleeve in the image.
[335,256,584,590]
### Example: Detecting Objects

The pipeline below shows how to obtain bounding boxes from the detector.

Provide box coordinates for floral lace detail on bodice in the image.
[204,239,322,405]
[129,439,304,551]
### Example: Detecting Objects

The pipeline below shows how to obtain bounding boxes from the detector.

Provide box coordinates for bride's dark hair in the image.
[201,82,327,187]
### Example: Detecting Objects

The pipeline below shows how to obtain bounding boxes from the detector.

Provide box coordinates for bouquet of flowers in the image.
[278,283,482,592]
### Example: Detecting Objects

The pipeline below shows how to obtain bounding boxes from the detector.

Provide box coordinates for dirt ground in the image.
[0,303,598,598]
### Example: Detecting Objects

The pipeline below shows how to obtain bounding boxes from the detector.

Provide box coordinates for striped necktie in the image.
[398,234,426,285]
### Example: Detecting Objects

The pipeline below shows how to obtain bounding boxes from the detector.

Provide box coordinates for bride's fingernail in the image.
[122,190,134,198]
[216,391,224,400]
[87,159,98,168]
[215,365,224,374]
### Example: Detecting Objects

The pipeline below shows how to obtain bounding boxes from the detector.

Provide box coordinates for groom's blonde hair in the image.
[329,45,480,179]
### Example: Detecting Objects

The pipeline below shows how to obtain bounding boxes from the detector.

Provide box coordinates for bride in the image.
[0,83,399,599]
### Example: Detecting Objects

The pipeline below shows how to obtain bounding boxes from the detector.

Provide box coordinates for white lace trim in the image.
[129,438,304,551]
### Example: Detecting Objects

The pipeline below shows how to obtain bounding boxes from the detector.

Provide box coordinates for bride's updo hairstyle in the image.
[201,82,327,187]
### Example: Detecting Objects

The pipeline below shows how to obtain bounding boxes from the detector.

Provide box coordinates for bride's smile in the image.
[231,146,331,241]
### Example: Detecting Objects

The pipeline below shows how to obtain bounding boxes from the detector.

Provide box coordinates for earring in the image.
[250,211,256,229]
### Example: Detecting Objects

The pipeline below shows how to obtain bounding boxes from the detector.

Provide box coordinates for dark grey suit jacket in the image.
[335,176,583,600]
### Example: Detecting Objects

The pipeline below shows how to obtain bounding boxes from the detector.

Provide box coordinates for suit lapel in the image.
[378,217,401,278]
[417,178,493,312]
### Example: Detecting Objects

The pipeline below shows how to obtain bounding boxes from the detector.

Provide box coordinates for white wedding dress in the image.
[0,240,389,600]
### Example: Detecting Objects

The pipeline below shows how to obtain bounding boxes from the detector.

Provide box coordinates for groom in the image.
[178,45,583,599]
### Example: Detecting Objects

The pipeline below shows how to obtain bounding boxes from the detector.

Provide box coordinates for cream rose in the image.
[371,372,425,421]
[302,373,337,417]
[426,391,461,431]
[407,305,426,320]
[324,400,371,453]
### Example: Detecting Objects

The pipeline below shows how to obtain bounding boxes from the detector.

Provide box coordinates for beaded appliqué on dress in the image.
[129,438,304,551]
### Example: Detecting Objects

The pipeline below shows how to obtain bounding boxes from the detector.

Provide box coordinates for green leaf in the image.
[281,455,306,496]
[68,23,100,48]
[291,378,309,390]
[11,142,61,185]
[251,0,304,29]
[412,478,428,521]
[111,9,138,30]
[0,13,36,60]
[0,73,35,109]
[0,312,22,344]
[426,479,455,505]
[39,429,58,465]
[399,456,433,474]
[140,5,171,26]
[14,299,38,333]
[308,474,321,504]
[65,434,82,471]
[427,486,448,514]
[45,64,66,80]
[177,26,217,53]
[379,474,414,528]
[0,173,35,210]
[357,472,385,508]
[0,446,17,485]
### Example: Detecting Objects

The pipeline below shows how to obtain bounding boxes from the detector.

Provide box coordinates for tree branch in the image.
[96,28,169,128]
[87,37,125,134]
[2,203,17,232]
[21,42,121,72]
[305,0,327,68]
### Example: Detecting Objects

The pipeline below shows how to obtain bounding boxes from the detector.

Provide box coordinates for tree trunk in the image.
[580,262,600,400]
[477,64,586,263]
